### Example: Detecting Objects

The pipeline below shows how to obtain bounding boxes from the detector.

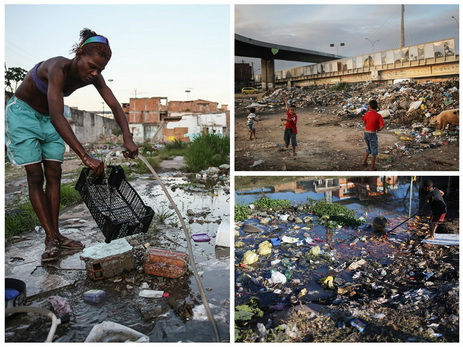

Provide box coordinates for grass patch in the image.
[184,134,229,172]
[154,206,176,224]
[5,182,83,240]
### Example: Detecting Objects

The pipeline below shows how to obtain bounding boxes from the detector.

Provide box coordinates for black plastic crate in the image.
[75,165,154,243]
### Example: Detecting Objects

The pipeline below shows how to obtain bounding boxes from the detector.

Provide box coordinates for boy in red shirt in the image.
[281,98,298,156]
[361,100,384,170]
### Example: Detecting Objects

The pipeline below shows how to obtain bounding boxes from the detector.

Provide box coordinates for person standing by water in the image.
[5,28,138,261]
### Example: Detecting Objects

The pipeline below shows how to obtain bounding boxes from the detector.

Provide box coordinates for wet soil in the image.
[234,94,459,171]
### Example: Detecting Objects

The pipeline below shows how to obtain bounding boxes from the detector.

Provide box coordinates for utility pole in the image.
[400,4,405,48]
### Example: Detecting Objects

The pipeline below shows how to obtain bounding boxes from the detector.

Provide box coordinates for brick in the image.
[143,248,188,278]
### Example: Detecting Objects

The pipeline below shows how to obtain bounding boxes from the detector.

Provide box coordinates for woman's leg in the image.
[25,162,60,260]
[43,160,84,249]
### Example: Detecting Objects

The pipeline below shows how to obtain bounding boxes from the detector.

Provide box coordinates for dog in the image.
[430,109,459,130]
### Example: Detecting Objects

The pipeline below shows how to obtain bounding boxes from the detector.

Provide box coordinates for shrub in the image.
[184,134,229,172]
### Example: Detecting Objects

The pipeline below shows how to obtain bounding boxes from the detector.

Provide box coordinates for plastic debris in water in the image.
[48,295,73,322]
[350,318,366,332]
[83,290,107,304]
[242,250,259,265]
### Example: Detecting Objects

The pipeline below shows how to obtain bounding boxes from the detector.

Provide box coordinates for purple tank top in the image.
[32,62,71,97]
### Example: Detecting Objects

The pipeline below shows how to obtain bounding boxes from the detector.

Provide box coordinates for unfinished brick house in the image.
[122,97,229,143]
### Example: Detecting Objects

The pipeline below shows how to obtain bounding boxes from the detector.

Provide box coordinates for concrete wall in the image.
[69,106,119,144]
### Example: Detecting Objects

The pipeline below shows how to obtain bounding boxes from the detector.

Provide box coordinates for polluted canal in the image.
[234,176,459,342]
[5,160,230,342]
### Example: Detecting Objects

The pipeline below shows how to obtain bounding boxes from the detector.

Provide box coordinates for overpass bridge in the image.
[235,34,344,90]
[236,35,458,90]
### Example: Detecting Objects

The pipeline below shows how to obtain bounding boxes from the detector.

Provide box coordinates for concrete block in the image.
[80,238,134,280]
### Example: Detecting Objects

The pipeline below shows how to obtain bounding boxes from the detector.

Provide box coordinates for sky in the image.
[4,4,230,112]
[235,3,460,72]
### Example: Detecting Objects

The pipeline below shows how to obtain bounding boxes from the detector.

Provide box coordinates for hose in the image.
[5,306,61,342]
[105,148,221,342]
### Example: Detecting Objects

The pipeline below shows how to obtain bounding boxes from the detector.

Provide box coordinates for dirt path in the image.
[235,97,459,172]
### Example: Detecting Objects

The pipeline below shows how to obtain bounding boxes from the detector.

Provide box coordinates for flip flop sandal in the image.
[41,246,60,262]
[59,238,85,250]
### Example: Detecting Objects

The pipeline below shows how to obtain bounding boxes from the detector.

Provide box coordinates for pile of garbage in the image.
[236,80,459,128]
[234,202,459,342]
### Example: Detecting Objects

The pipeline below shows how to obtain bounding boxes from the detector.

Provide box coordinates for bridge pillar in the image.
[261,58,275,91]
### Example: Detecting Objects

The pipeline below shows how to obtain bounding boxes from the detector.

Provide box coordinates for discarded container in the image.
[143,248,188,278]
[350,318,366,333]
[192,233,210,242]
[80,238,135,281]
[215,220,230,247]
[85,321,149,342]
[83,289,107,304]
[139,290,164,298]
[5,278,26,309]
[75,165,154,243]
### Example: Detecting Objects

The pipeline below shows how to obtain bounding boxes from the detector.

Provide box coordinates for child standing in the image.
[361,100,384,170]
[247,107,258,140]
[281,98,298,156]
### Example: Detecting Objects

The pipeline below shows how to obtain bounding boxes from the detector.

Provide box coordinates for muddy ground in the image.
[234,94,459,172]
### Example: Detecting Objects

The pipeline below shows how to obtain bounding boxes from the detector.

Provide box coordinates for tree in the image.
[5,67,27,93]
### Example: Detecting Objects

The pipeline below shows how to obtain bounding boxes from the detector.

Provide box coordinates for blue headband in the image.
[81,35,109,47]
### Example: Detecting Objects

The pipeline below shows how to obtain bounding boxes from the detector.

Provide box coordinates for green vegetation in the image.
[306,199,360,227]
[235,297,264,342]
[5,183,83,240]
[235,204,249,222]
[184,134,229,172]
[154,206,176,224]
[254,197,292,210]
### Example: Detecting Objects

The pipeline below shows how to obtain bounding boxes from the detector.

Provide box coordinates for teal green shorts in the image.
[5,96,65,166]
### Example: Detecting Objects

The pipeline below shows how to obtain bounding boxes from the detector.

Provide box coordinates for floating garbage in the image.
[139,290,164,299]
[83,289,107,304]
[269,270,287,285]
[257,241,272,256]
[192,233,211,242]
[350,318,366,333]
[242,251,259,265]
[84,321,149,342]
[281,236,299,243]
[48,296,72,322]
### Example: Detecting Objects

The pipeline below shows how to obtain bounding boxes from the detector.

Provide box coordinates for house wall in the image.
[69,106,119,143]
